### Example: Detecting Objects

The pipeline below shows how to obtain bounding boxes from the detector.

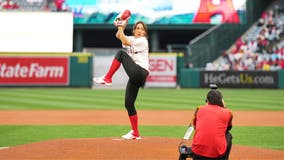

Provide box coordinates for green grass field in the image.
[1,88,283,110]
[0,88,284,150]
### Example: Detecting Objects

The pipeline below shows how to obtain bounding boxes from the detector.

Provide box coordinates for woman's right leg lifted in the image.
[93,50,136,86]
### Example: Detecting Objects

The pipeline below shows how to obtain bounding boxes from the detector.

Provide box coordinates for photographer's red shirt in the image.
[192,104,233,158]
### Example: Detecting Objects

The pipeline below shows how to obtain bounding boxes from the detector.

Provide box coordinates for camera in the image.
[178,144,192,160]
[209,84,218,90]
[205,84,219,103]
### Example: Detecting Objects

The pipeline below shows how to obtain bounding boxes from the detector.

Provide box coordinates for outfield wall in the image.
[1,52,283,89]
[0,53,93,87]
[179,68,284,89]
[91,52,182,88]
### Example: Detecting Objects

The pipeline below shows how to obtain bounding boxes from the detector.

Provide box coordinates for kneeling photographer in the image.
[179,84,233,160]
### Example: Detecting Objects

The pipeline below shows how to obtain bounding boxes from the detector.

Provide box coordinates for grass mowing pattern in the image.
[0,88,283,110]
[231,126,284,150]
[0,88,283,150]
[0,126,284,150]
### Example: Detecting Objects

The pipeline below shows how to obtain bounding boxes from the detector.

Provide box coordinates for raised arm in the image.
[116,26,131,46]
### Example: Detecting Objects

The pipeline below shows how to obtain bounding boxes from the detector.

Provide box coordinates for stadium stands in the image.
[0,0,20,10]
[210,0,284,71]
[0,0,59,11]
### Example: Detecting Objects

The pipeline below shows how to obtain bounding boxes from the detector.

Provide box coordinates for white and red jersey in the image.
[123,36,149,72]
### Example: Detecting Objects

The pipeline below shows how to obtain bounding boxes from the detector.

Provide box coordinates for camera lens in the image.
[209,84,217,90]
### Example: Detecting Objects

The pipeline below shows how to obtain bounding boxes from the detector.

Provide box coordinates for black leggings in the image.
[115,50,149,116]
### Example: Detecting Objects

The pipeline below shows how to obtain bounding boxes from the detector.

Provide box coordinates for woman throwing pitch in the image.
[93,12,149,140]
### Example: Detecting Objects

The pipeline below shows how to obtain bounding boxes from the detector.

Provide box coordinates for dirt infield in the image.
[1,137,284,160]
[0,110,284,160]
[1,110,284,126]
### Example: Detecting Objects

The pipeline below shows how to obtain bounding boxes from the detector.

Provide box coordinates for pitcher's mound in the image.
[0,137,284,160]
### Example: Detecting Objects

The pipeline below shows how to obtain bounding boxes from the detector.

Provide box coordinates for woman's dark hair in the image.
[132,21,148,39]
[206,90,224,107]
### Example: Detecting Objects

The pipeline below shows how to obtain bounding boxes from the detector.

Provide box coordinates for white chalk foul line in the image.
[112,138,143,141]
[112,138,125,141]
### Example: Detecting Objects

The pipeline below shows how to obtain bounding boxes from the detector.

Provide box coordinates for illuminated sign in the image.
[65,0,246,24]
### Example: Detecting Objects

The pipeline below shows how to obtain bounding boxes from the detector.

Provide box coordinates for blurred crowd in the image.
[207,1,284,71]
[0,0,66,11]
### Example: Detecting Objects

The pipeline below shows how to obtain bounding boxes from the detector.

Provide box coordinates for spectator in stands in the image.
[257,32,269,53]
[257,18,265,27]
[1,0,19,10]
[247,40,258,53]
[262,57,272,71]
[280,56,284,69]
[204,2,284,71]
[271,58,281,70]
[266,18,276,30]
[53,0,66,11]
[233,38,245,53]
[254,55,263,70]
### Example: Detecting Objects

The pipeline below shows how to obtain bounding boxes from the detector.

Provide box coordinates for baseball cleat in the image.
[93,76,112,86]
[121,130,141,140]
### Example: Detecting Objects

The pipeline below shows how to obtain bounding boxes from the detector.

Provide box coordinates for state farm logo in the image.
[0,63,64,78]
[0,57,69,85]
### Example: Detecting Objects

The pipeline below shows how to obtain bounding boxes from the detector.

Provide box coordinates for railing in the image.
[188,24,247,68]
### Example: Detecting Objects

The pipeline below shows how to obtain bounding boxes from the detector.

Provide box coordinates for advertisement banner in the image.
[0,57,69,86]
[145,54,177,88]
[200,71,278,88]
[65,0,246,24]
